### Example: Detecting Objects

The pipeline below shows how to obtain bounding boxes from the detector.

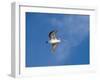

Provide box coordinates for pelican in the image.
[48,30,61,52]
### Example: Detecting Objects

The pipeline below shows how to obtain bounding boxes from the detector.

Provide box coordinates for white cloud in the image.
[50,15,89,63]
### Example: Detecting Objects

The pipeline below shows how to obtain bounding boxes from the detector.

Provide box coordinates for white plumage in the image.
[49,39,61,44]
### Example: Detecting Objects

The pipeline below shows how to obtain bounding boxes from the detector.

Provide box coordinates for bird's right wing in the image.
[51,43,58,53]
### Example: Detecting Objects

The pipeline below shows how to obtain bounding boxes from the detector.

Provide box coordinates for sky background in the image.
[26,12,90,67]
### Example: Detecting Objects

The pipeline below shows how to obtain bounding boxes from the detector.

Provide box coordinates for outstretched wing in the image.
[49,30,57,39]
[51,43,58,52]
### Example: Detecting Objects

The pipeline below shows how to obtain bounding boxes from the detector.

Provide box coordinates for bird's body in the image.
[48,39,61,44]
[48,30,61,52]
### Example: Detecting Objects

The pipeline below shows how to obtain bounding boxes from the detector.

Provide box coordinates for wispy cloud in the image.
[50,15,89,63]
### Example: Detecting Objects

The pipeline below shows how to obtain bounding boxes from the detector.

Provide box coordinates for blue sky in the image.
[26,12,90,67]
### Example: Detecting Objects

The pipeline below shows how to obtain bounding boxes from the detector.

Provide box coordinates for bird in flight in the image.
[48,30,61,53]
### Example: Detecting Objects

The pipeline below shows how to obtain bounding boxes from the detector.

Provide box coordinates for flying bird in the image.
[48,30,61,53]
